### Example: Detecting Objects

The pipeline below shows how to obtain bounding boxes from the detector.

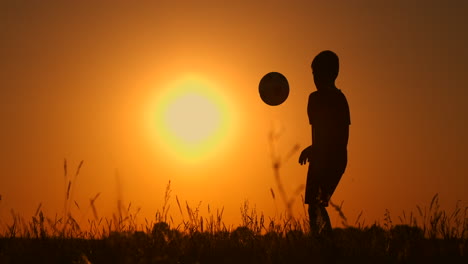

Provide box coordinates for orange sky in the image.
[1,0,467,229]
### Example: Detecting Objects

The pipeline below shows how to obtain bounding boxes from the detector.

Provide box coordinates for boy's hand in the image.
[299,145,313,165]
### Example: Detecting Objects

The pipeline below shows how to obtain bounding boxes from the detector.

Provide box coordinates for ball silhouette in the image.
[259,72,289,106]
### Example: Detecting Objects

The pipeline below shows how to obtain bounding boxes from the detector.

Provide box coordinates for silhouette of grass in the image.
[1,188,466,263]
[0,158,467,263]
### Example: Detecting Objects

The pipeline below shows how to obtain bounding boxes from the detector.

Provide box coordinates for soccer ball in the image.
[259,72,289,106]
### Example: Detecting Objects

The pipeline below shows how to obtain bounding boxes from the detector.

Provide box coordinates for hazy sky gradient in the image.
[1,0,467,227]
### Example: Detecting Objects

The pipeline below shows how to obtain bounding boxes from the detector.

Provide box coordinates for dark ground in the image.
[0,225,466,264]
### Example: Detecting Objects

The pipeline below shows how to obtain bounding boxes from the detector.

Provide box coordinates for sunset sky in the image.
[1,0,467,228]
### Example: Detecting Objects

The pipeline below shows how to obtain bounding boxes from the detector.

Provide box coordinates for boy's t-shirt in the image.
[307,88,350,167]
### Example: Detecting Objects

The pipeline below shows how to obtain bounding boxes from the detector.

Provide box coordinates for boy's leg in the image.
[307,164,335,237]
[319,205,332,237]
[309,202,332,238]
[308,202,320,237]
[317,169,346,237]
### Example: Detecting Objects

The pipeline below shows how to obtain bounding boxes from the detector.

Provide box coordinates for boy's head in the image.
[311,50,339,90]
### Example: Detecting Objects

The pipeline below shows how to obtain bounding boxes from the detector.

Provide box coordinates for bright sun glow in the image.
[164,93,220,144]
[152,75,232,162]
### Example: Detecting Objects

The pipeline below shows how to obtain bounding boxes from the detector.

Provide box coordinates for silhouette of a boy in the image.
[299,50,350,237]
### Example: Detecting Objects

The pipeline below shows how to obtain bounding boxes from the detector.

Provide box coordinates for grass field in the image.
[0,160,467,263]
[1,188,467,263]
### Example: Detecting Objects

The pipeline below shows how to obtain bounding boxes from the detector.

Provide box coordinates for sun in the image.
[152,75,231,162]
[164,92,220,144]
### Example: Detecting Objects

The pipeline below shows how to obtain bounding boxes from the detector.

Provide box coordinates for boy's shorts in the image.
[304,159,347,206]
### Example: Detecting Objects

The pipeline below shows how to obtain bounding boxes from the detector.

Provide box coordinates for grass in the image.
[0,157,467,263]
[1,191,467,263]
[0,189,466,263]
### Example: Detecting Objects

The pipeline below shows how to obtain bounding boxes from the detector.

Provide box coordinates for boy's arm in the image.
[299,145,313,165]
[299,124,348,165]
[299,126,316,165]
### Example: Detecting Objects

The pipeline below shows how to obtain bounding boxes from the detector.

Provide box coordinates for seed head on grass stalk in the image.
[69,160,84,207]
[34,203,42,217]
[330,200,349,228]
[355,210,364,228]
[115,170,125,221]
[63,160,84,219]
[156,180,172,223]
[90,192,101,220]
[176,195,184,220]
